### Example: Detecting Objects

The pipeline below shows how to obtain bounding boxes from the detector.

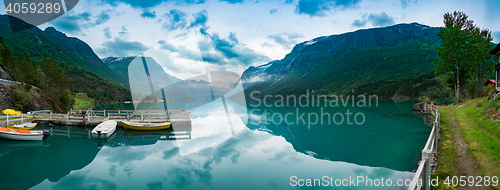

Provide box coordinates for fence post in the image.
[6,114,9,124]
[67,112,70,121]
[421,151,428,190]
[50,112,53,120]
[21,114,23,123]
[104,110,106,117]
[424,152,431,190]
[32,113,35,121]
[141,111,144,122]
[434,125,438,151]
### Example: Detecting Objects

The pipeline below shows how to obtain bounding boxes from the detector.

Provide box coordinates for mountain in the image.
[0,15,131,102]
[101,56,182,87]
[242,23,442,98]
[0,15,127,86]
[103,56,242,110]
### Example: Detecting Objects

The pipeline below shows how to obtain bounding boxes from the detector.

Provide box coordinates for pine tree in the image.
[19,53,36,88]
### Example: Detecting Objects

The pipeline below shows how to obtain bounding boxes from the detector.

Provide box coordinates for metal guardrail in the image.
[408,103,440,190]
[0,78,39,89]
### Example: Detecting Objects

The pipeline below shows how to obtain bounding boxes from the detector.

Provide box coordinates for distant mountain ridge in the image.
[242,22,442,97]
[101,56,182,87]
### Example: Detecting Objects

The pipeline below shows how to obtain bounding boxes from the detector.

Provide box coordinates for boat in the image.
[92,120,117,138]
[7,122,37,130]
[121,121,171,130]
[0,127,49,141]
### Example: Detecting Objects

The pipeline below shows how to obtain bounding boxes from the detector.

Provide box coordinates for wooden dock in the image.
[2,110,191,131]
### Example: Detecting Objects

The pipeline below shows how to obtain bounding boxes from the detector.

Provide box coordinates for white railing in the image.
[408,103,440,190]
[69,109,191,122]
[0,113,36,125]
[1,109,190,126]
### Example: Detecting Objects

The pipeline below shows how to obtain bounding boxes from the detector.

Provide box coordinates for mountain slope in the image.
[102,56,182,87]
[242,23,441,98]
[0,15,131,102]
[0,15,127,87]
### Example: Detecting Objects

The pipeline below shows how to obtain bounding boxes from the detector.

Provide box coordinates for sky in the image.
[1,0,499,80]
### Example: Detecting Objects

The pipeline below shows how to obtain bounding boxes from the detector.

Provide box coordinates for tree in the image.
[0,44,18,80]
[469,28,494,97]
[19,53,36,89]
[35,65,46,91]
[434,11,492,103]
[13,85,30,112]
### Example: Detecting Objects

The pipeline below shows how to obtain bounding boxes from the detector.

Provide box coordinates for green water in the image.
[0,100,429,189]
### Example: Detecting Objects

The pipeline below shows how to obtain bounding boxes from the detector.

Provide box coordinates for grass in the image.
[72,103,94,110]
[432,98,500,190]
[455,104,500,176]
[432,106,458,190]
[74,93,94,105]
[72,93,95,110]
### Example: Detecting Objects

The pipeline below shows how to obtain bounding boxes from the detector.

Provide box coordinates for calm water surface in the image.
[0,100,430,189]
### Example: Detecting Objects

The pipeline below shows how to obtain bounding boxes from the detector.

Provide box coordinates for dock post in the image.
[21,114,23,123]
[67,112,70,121]
[104,110,106,117]
[127,113,129,121]
[32,113,35,121]
[141,111,143,122]
[6,114,8,124]
[50,112,52,120]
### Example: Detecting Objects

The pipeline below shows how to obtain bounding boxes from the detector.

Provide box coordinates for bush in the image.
[13,85,30,112]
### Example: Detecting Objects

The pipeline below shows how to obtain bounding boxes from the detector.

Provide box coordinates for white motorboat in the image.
[92,120,117,138]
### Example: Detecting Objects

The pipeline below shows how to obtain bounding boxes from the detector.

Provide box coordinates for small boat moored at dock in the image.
[92,120,117,138]
[121,121,171,131]
[0,127,49,141]
[7,122,37,130]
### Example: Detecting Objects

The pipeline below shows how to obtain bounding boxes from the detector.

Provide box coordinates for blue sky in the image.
[1,0,499,79]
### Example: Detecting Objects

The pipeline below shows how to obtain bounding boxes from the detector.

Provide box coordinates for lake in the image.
[0,99,429,189]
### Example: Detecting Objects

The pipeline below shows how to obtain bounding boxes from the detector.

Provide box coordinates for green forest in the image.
[0,37,73,111]
[0,36,132,112]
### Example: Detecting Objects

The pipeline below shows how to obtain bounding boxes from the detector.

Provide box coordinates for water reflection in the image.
[245,100,430,171]
[0,135,100,190]
[0,100,426,189]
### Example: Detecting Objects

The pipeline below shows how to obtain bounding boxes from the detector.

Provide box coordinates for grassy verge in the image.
[432,105,458,190]
[455,103,500,176]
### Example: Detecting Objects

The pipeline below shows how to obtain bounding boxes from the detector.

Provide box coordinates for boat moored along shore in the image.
[91,120,117,138]
[121,121,171,130]
[7,123,38,130]
[0,127,49,141]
